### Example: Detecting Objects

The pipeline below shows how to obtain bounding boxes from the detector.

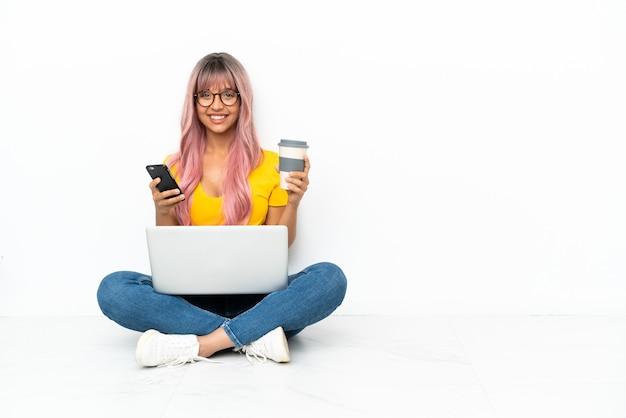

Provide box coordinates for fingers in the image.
[282,154,310,197]
[149,178,185,211]
[285,171,309,201]
[157,192,185,208]
[286,176,308,191]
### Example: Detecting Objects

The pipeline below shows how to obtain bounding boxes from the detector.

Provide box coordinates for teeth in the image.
[210,115,225,120]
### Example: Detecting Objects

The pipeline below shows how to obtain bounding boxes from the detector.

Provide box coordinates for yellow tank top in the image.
[170,150,287,225]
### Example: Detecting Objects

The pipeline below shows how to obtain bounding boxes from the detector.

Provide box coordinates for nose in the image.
[210,94,225,109]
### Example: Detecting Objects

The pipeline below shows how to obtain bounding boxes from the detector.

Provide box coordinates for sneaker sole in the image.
[135,329,159,366]
[275,327,290,363]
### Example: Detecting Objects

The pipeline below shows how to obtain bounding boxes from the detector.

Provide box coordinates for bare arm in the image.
[265,155,310,247]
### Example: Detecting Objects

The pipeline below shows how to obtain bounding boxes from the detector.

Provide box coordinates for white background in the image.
[1,0,624,316]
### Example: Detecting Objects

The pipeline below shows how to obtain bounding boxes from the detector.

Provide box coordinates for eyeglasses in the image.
[193,89,240,107]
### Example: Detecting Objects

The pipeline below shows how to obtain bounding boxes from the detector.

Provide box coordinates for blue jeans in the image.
[97,262,347,349]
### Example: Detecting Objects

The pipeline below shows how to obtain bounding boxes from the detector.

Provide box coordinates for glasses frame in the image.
[193,89,240,107]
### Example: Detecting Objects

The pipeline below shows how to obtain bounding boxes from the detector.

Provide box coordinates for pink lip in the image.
[209,115,227,124]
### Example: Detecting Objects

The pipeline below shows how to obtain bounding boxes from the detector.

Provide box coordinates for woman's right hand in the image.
[149,178,185,218]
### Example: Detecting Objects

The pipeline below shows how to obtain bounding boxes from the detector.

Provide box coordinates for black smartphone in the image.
[145,164,183,198]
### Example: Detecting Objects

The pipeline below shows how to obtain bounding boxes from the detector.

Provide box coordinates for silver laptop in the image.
[146,225,288,295]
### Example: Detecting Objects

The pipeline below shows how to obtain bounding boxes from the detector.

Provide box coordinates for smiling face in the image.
[195,83,241,138]
[193,62,242,140]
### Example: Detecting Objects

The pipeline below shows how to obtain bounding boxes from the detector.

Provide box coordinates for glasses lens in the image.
[196,91,214,106]
[220,90,238,106]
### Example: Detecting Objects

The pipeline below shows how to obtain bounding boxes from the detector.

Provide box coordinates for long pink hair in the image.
[167,53,263,225]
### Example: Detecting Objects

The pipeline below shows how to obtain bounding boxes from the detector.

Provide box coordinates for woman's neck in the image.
[205,132,233,155]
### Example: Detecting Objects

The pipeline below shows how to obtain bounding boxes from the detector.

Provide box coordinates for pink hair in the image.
[167,53,263,225]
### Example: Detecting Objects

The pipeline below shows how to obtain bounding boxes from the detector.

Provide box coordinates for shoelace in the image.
[241,341,269,363]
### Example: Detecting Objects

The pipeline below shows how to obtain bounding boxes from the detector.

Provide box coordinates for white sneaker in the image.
[135,329,205,367]
[240,327,290,363]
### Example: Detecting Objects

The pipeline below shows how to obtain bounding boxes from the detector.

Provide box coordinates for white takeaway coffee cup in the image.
[278,139,309,190]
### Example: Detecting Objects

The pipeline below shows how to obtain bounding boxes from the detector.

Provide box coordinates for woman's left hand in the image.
[285,154,310,205]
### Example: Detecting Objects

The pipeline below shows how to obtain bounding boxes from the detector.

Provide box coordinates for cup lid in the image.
[278,139,308,148]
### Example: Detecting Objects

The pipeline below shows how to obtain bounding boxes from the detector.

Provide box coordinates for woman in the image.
[97,52,347,367]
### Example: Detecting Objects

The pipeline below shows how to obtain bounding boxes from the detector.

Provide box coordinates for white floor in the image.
[1,315,625,418]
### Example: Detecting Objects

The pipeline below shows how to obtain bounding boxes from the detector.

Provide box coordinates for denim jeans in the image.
[97,262,347,349]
